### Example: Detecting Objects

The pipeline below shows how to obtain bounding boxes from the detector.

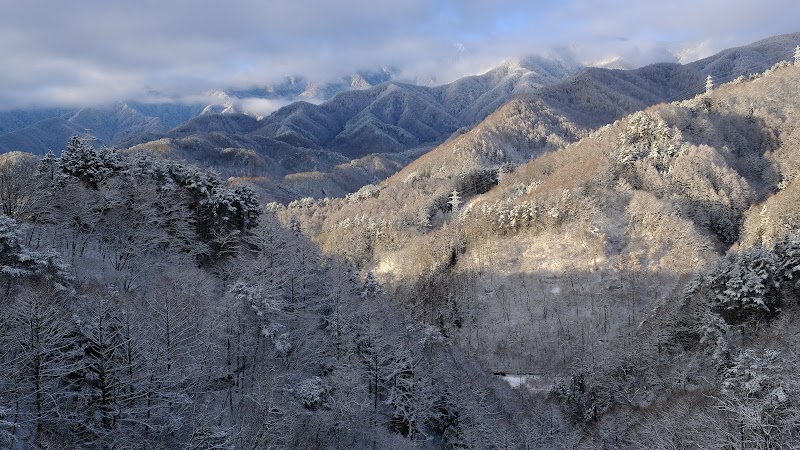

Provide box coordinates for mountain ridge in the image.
[2,33,799,205]
[134,32,800,201]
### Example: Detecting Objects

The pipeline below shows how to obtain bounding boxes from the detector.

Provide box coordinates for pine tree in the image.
[58,136,121,189]
[37,151,58,181]
[72,295,129,445]
[448,189,462,212]
[705,74,714,94]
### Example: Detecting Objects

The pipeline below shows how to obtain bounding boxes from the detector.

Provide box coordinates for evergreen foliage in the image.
[688,233,800,325]
[58,136,122,189]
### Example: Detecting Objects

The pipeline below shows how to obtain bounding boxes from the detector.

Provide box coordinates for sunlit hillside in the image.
[275,60,800,446]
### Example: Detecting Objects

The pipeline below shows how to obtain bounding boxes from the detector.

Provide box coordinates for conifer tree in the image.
[58,136,121,189]
[705,74,714,94]
[448,189,462,212]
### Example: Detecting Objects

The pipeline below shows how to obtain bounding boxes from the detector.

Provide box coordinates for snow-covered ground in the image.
[499,374,566,393]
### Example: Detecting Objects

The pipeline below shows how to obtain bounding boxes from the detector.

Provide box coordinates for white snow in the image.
[501,375,529,388]
[499,374,562,393]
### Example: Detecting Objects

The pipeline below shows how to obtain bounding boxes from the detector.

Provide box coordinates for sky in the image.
[0,0,798,110]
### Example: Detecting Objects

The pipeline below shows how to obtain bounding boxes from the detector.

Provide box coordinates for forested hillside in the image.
[0,139,574,449]
[0,104,205,156]
[4,35,800,450]
[277,58,800,447]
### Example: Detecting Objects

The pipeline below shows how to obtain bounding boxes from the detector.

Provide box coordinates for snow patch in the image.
[501,375,528,388]
[375,256,396,275]
[499,374,562,393]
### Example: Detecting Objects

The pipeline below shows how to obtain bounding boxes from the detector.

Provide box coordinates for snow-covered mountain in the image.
[2,32,799,199]
[118,33,800,201]
[0,103,204,154]
[0,57,578,155]
[228,67,397,103]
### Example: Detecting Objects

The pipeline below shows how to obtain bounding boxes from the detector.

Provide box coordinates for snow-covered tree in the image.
[705,74,714,94]
[384,348,437,441]
[1,290,77,447]
[448,189,462,212]
[293,376,331,410]
[616,112,683,173]
[773,233,800,297]
[0,153,39,220]
[70,293,137,447]
[58,136,122,189]
[701,246,781,324]
[0,214,70,294]
[716,349,799,449]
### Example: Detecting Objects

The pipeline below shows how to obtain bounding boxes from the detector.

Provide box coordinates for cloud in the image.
[0,0,798,109]
[237,98,295,118]
[545,0,800,63]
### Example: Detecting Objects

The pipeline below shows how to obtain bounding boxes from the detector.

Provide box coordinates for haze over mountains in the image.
[0,53,581,153]
[140,33,800,199]
[2,33,798,203]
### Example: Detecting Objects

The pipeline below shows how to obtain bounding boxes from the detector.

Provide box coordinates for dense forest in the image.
[0,138,560,449]
[3,44,800,450]
[277,61,800,448]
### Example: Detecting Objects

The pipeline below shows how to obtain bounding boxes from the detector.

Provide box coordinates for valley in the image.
[2,31,800,449]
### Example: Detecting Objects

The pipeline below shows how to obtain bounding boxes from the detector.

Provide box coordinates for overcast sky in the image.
[0,0,797,110]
